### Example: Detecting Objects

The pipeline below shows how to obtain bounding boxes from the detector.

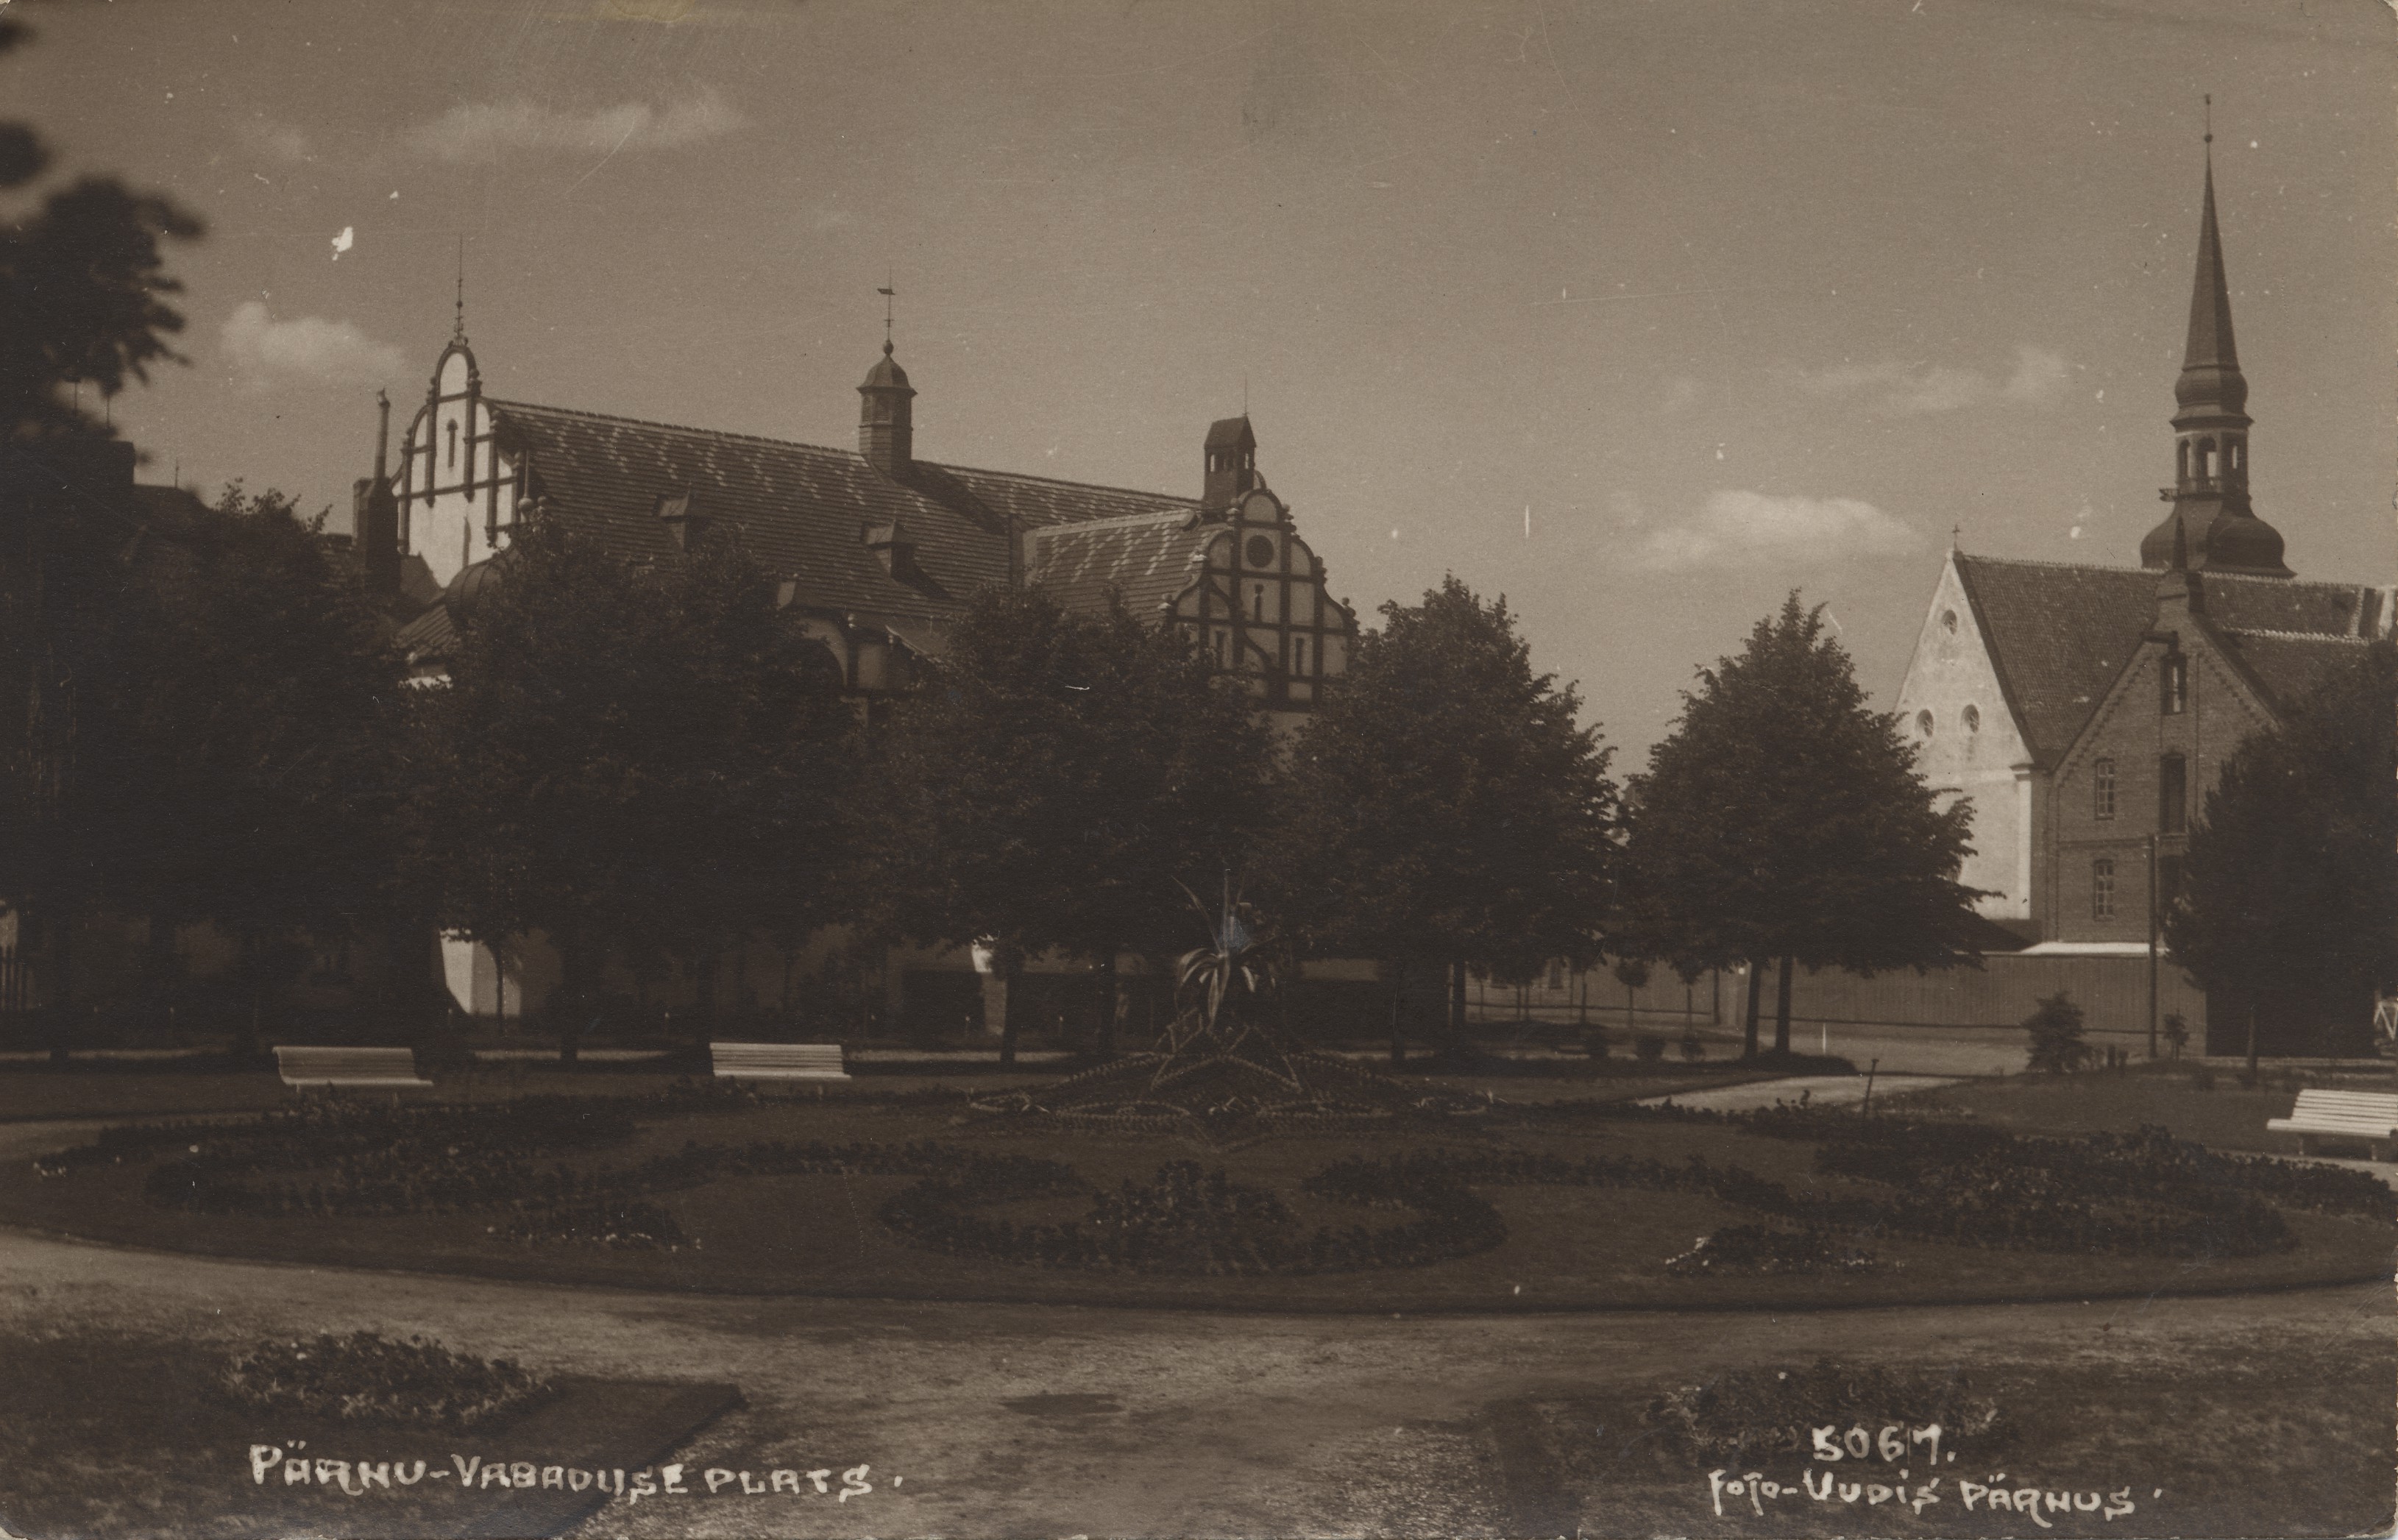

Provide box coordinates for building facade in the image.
[1892,152,2391,1051]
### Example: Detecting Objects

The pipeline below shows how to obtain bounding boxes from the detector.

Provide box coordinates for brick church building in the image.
[1892,149,2392,1053]
[350,314,1361,1026]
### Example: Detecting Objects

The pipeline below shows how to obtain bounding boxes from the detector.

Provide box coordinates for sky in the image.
[8,0,2392,762]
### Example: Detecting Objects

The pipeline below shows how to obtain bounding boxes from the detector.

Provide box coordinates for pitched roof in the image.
[1955,554,2388,767]
[1954,557,2159,767]
[485,400,1202,625]
[1021,513,1215,617]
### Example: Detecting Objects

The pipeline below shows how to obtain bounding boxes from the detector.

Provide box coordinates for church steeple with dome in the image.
[2138,124,2293,578]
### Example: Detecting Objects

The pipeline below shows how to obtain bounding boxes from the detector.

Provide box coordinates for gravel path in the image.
[1638,1072,1960,1111]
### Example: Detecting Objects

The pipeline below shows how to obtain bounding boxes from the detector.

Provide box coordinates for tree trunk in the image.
[998,954,1021,1069]
[1094,951,1118,1060]
[692,948,720,1048]
[1741,961,1762,1060]
[1449,959,1468,1038]
[556,937,592,1066]
[1773,955,1795,1056]
[2246,1001,2260,1077]
[45,909,74,1065]
[1388,957,1406,1067]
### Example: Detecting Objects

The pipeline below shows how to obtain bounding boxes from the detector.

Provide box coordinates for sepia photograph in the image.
[0,1,2392,1536]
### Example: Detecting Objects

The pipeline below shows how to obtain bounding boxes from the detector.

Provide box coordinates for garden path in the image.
[1639,1073,1960,1112]
[0,1119,2386,1540]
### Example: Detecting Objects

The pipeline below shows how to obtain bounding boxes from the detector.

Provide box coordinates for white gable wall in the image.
[1892,553,2036,920]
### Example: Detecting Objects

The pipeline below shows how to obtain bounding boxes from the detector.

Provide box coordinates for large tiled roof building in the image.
[1891,150,2391,1048]
[363,318,1357,737]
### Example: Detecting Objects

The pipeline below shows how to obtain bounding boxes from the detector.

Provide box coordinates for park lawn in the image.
[1903,1065,2385,1154]
[0,1328,738,1540]
[1488,1323,2397,1539]
[5,1098,2387,1313]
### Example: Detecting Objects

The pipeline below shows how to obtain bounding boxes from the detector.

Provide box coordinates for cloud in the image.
[1635,490,1924,572]
[237,118,312,164]
[403,88,740,163]
[1798,344,2072,415]
[221,302,404,390]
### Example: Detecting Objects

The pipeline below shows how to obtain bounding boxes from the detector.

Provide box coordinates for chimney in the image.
[352,391,401,600]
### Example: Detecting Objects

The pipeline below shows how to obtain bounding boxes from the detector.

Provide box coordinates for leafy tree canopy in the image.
[2165,641,2397,1032]
[1620,592,1984,1051]
[1268,575,1617,987]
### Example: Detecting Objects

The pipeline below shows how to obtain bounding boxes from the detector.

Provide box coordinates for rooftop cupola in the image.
[2140,116,2291,578]
[857,341,915,474]
[1203,416,1257,512]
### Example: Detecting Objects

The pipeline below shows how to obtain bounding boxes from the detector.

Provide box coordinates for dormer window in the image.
[1940,609,1958,636]
[1915,709,1934,738]
[1962,704,1980,734]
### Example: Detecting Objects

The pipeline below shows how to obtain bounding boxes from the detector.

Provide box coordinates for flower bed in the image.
[1664,1225,1882,1277]
[218,1332,553,1430]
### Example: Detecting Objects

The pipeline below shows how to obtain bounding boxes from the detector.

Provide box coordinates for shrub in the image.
[219,1332,552,1430]
[1645,1358,2002,1463]
[1635,1032,1667,1062]
[1678,1029,1706,1063]
[2162,1012,2191,1059]
[2193,1066,2217,1091]
[2023,992,2092,1074]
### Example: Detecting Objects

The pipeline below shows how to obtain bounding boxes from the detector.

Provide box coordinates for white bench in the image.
[2266,1089,2398,1159]
[709,1042,850,1082]
[274,1046,433,1090]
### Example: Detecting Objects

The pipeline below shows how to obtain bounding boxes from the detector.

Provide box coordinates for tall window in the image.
[446,419,459,467]
[2159,753,2188,834]
[2093,758,2116,820]
[2093,858,2115,921]
[1291,635,1308,676]
[2161,655,2187,715]
[2157,854,2185,912]
[1252,584,1265,622]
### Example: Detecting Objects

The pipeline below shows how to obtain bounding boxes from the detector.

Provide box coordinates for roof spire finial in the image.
[877,270,896,356]
[2203,92,2212,149]
[453,235,467,343]
[1951,521,1962,552]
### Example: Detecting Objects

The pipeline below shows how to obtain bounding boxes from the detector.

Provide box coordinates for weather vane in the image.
[878,270,895,352]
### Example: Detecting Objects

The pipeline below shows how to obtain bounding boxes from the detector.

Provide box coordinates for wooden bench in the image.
[2266,1089,2398,1159]
[274,1045,433,1090]
[709,1042,850,1082]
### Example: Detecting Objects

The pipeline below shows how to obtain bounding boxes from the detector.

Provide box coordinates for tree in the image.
[93,486,405,1052]
[2165,642,2397,1058]
[2023,992,2091,1074]
[405,518,854,1060]
[1619,593,1984,1059]
[0,14,204,1048]
[1266,576,1617,1062]
[854,586,1269,1065]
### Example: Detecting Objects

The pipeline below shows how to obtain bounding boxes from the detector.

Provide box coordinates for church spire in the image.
[2140,107,2290,578]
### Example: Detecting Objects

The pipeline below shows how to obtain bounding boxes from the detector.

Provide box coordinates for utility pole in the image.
[2146,834,2160,1059]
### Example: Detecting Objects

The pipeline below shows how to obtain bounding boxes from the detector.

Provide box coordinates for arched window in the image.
[2197,438,2216,480]
[1292,635,1308,676]
[2161,655,2187,715]
[2229,439,2243,474]
[1915,709,1934,738]
[446,419,459,468]
[1252,584,1266,622]
[2177,441,2189,481]
[1962,704,1981,733]
[1940,609,1959,636]
[2093,758,2116,820]
[2093,858,2116,920]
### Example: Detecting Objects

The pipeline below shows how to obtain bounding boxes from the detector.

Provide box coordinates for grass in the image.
[4,1093,2386,1313]
[1485,1332,2397,1537]
[1906,1062,2397,1154]
[0,1329,737,1540]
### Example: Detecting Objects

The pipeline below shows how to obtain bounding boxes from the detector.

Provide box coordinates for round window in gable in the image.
[1915,709,1934,737]
[1245,535,1276,569]
[1941,608,1959,635]
[1962,704,1981,733]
